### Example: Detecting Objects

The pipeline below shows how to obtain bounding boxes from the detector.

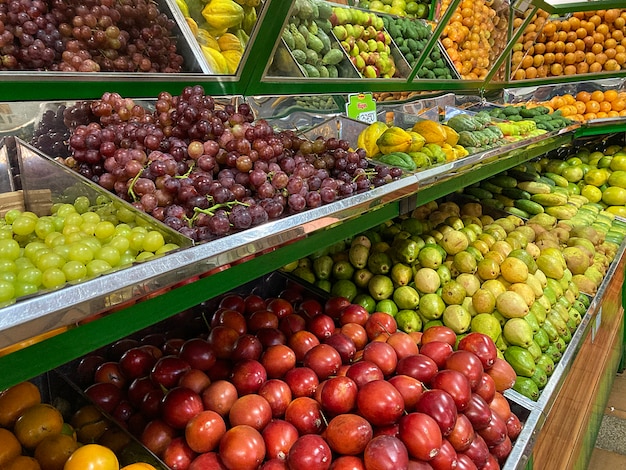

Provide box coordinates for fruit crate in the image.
[55,269,541,470]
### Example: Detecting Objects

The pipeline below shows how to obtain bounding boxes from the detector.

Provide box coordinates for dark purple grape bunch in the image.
[66,86,402,242]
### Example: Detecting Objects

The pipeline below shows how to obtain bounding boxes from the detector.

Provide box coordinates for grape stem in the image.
[127,166,146,202]
[187,201,249,227]
[175,162,195,179]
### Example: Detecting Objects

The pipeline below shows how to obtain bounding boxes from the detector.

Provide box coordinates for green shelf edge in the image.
[0,202,399,389]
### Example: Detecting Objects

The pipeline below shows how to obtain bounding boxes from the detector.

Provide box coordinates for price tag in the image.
[345,93,377,124]
[592,307,602,342]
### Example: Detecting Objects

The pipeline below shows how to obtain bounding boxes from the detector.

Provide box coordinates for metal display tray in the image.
[0,117,419,352]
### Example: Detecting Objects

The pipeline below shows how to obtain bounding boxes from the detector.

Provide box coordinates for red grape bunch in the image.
[65,86,403,242]
[0,0,183,71]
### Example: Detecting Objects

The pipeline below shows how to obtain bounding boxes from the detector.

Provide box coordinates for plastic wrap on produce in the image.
[300,115,368,145]
[503,77,626,104]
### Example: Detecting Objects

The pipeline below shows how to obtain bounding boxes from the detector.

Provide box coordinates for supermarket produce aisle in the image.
[588,372,626,467]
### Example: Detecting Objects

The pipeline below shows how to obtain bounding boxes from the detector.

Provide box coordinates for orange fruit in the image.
[3,456,41,470]
[562,94,576,105]
[575,101,587,114]
[605,89,619,102]
[620,110,626,116]
[0,381,41,428]
[34,433,79,470]
[612,99,626,111]
[590,62,603,73]
[577,62,590,74]
[600,101,613,113]
[608,111,621,117]
[597,111,609,118]
[584,112,598,120]
[63,444,118,470]
[586,100,601,113]
[121,464,157,470]
[13,404,64,450]
[0,428,22,467]
[576,91,591,103]
[550,63,564,75]
[591,90,605,102]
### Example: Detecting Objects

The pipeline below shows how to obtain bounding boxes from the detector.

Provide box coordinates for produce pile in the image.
[0,0,184,72]
[357,120,468,171]
[276,0,348,78]
[358,0,431,19]
[330,5,399,78]
[356,110,553,172]
[512,9,626,80]
[0,199,180,306]
[486,105,575,133]
[469,143,626,225]
[381,15,456,80]
[438,0,508,80]
[529,89,626,122]
[0,380,157,469]
[174,0,260,75]
[75,289,525,468]
[43,86,402,243]
[288,145,626,401]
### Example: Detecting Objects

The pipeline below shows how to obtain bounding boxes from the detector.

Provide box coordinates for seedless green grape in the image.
[0,202,180,305]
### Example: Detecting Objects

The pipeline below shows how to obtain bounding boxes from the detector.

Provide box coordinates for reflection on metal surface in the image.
[0,170,418,349]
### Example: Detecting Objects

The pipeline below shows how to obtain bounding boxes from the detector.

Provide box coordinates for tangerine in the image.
[586,100,601,113]
[591,90,605,102]
[34,433,79,470]
[0,381,41,428]
[3,456,41,470]
[0,428,22,467]
[605,89,619,102]
[14,403,64,450]
[600,101,613,113]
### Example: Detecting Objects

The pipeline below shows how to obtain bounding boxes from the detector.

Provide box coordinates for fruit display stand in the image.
[1,0,626,469]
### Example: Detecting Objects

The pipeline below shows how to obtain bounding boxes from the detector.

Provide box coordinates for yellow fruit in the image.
[602,186,626,206]
[408,131,426,152]
[581,185,602,203]
[201,46,229,74]
[222,49,242,74]
[411,120,448,144]
[357,122,388,157]
[14,404,64,450]
[185,17,198,37]
[201,0,244,36]
[0,381,41,428]
[196,29,220,50]
[376,126,413,154]
[442,125,460,146]
[217,32,243,52]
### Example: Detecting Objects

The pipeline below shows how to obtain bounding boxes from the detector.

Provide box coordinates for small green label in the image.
[346,92,377,124]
